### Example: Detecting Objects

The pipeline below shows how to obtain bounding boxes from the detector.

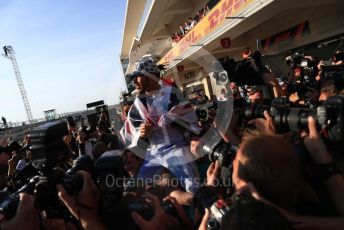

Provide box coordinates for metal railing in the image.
[0,105,119,140]
[0,110,91,138]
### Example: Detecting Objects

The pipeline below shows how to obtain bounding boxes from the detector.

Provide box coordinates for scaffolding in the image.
[2,46,34,123]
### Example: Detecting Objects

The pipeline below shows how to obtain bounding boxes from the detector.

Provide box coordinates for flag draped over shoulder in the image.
[120,84,201,192]
[119,84,198,149]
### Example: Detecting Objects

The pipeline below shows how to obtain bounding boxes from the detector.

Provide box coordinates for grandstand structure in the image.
[121,0,344,98]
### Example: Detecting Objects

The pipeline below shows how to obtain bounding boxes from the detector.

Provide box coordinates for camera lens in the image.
[244,103,270,120]
[218,71,228,84]
[207,218,219,230]
[287,108,311,132]
[196,108,208,121]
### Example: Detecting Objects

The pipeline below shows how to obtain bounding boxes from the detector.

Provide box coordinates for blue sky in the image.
[0,0,127,122]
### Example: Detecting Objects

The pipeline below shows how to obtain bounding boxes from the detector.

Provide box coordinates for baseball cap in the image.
[129,54,163,81]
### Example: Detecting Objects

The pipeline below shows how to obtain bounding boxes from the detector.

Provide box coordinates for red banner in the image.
[158,0,254,65]
[261,21,310,51]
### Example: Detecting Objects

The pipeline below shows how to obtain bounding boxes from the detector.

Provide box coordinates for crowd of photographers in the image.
[0,46,343,230]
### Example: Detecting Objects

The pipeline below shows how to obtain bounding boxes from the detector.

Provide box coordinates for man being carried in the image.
[120,54,200,194]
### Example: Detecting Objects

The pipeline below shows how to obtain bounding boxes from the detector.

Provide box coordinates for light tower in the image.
[2,46,34,123]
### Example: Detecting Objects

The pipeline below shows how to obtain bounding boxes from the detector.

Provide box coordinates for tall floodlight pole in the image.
[2,46,34,124]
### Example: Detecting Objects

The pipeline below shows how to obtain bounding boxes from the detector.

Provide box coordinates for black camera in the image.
[245,98,312,132]
[243,100,272,121]
[0,162,86,220]
[286,51,315,69]
[321,64,344,91]
[61,155,94,195]
[94,153,127,228]
[286,51,317,82]
[128,198,177,221]
[284,51,320,99]
[8,162,38,192]
[195,102,216,122]
[207,199,231,230]
[194,186,230,230]
[29,121,69,168]
[245,96,344,141]
[195,100,228,124]
[211,51,268,86]
[0,176,39,219]
[0,122,89,220]
[208,140,238,168]
[202,138,239,192]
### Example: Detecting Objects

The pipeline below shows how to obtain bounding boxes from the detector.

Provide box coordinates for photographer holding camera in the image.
[57,171,106,230]
[316,50,344,101]
[130,193,192,230]
[197,114,344,230]
[0,171,106,230]
[0,193,39,230]
[188,45,344,229]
